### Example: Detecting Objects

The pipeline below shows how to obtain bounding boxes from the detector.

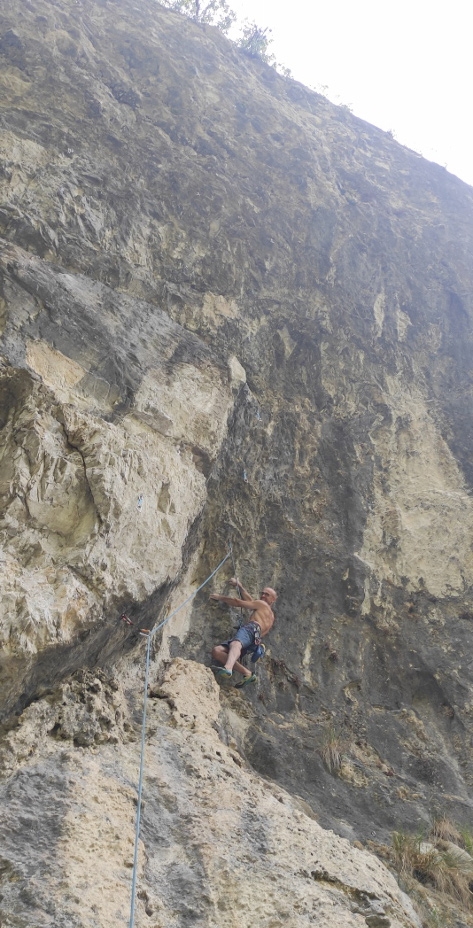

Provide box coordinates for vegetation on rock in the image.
[236,21,291,75]
[320,722,347,774]
[391,819,473,924]
[160,0,236,33]
[160,0,290,72]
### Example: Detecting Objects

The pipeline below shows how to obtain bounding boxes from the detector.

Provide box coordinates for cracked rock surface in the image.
[2,0,473,925]
[0,658,421,928]
[0,241,244,718]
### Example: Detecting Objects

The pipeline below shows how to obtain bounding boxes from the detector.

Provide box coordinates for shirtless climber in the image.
[210,577,277,687]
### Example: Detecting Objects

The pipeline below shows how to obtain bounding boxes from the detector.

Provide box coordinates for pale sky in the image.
[229,0,473,188]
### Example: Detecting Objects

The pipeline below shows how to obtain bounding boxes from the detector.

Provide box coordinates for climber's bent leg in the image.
[212,644,229,666]
[224,639,243,671]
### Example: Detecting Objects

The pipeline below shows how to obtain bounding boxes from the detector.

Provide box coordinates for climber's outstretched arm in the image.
[210,594,261,609]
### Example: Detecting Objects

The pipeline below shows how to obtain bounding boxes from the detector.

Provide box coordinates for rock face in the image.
[0,241,244,718]
[2,0,473,924]
[0,658,421,928]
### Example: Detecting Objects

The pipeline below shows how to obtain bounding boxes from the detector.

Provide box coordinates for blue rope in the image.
[128,550,231,928]
[129,633,151,928]
[228,539,237,578]
[147,551,231,643]
[227,537,243,625]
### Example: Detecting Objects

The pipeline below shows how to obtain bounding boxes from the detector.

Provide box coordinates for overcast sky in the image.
[229,0,473,188]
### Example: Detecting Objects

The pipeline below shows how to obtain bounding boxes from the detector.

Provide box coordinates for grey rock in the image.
[0,0,472,925]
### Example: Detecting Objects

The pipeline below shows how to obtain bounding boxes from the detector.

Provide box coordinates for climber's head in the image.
[260,587,277,605]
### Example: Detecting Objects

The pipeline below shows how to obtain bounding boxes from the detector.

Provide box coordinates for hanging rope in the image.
[128,549,231,928]
[227,536,244,625]
[228,537,237,577]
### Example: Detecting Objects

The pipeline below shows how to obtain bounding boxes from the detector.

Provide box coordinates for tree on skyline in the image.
[160,0,236,34]
[159,0,290,74]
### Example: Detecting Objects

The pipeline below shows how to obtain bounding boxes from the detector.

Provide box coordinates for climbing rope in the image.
[228,537,237,577]
[227,536,244,626]
[128,549,231,928]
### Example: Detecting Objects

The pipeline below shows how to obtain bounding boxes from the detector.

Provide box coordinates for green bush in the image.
[160,0,236,34]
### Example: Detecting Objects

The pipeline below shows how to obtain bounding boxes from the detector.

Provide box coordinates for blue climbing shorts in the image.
[222,621,261,658]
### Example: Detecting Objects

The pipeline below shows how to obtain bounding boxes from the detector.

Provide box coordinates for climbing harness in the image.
[236,621,266,663]
[128,549,231,928]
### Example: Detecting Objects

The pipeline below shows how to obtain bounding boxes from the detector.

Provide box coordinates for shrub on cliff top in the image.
[160,0,236,34]
[235,22,274,63]
[159,1,291,73]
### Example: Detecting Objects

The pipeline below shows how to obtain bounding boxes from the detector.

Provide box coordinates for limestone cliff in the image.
[2,0,473,925]
[1,658,421,928]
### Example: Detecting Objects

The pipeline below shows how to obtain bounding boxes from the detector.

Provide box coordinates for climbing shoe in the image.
[214,667,232,679]
[235,673,257,688]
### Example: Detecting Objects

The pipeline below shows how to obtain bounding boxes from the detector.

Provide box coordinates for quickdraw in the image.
[121,613,150,636]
